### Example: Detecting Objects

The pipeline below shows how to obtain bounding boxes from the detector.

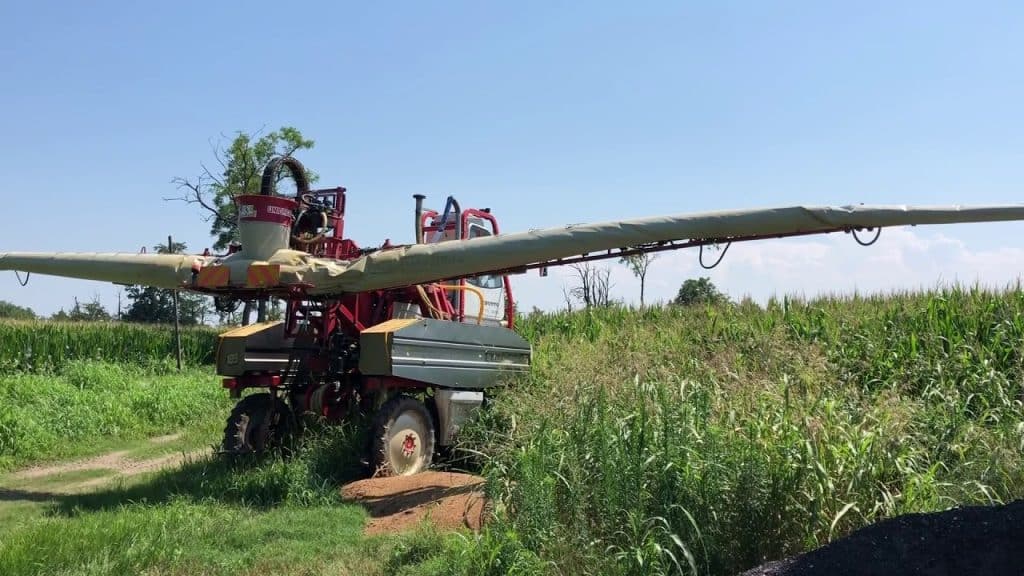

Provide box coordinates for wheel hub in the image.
[402,433,417,457]
[387,410,429,475]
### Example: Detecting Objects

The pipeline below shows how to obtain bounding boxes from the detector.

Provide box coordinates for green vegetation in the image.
[0,318,222,469]
[0,320,218,371]
[121,240,213,326]
[406,287,1024,575]
[619,252,658,307]
[50,296,112,322]
[0,360,229,470]
[171,126,317,252]
[0,502,375,576]
[674,276,729,306]
[2,287,1023,575]
[0,425,417,576]
[2,420,456,575]
[170,125,317,324]
[0,300,35,321]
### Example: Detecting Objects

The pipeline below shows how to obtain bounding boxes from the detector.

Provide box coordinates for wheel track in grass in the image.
[3,433,209,497]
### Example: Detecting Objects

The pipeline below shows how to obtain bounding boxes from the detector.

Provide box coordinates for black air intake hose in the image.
[260,156,311,197]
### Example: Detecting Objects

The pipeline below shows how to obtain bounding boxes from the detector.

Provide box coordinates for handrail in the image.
[439,284,486,325]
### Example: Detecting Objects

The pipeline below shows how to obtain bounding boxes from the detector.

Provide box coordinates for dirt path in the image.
[12,450,135,481]
[341,471,487,535]
[3,434,209,497]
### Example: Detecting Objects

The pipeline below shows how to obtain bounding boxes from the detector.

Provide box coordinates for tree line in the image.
[563,256,728,311]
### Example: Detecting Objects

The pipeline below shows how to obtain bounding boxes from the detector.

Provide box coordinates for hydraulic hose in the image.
[260,156,311,197]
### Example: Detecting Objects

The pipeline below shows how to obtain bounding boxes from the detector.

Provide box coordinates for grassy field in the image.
[0,319,393,574]
[401,288,1024,575]
[2,289,1023,575]
[0,360,230,471]
[0,319,224,470]
[0,427,418,576]
[0,320,436,575]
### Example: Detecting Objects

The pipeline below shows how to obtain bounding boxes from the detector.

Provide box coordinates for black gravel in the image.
[739,500,1024,576]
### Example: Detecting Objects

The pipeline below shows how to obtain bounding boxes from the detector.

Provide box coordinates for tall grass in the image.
[0,320,219,371]
[417,287,1024,575]
[0,360,230,470]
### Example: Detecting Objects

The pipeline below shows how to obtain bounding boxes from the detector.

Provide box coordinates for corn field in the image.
[0,320,219,371]
[433,286,1024,576]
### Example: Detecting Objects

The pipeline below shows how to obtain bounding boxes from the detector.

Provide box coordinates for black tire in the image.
[370,395,435,476]
[222,393,291,455]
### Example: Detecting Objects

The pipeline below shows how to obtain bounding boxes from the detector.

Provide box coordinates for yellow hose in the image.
[415,285,448,320]
[440,284,486,325]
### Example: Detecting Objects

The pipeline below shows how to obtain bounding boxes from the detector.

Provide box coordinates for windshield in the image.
[465,223,504,290]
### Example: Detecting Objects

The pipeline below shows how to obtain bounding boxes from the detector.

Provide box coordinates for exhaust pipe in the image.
[414,194,426,243]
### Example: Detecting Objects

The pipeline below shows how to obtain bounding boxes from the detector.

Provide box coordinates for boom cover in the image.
[3,203,1024,295]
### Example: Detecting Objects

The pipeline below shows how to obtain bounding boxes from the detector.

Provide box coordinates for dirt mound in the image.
[341,471,487,535]
[740,500,1024,576]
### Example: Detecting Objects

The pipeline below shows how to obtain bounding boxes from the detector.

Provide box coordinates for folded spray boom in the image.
[3,202,1023,296]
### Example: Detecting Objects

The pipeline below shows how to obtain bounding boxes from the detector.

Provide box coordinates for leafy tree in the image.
[673,277,728,306]
[123,241,209,325]
[169,127,318,251]
[169,127,317,325]
[123,286,178,324]
[619,252,658,308]
[0,300,36,320]
[52,296,112,322]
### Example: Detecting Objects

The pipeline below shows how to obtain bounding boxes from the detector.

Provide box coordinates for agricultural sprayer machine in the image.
[4,156,1024,475]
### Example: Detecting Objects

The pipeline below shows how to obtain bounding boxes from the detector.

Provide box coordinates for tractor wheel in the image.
[222,393,291,455]
[370,395,435,476]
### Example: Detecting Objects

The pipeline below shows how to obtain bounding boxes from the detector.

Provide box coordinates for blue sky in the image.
[2,1,1023,316]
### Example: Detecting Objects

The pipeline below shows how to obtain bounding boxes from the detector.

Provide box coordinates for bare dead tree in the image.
[165,129,314,243]
[568,263,614,308]
[165,133,253,226]
[562,285,575,313]
[593,267,613,307]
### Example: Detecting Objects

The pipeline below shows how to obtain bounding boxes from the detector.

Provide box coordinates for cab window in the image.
[466,224,503,290]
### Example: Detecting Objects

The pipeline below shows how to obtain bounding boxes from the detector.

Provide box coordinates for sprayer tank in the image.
[235,194,297,260]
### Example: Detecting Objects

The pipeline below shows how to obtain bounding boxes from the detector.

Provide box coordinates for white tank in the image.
[236,194,297,260]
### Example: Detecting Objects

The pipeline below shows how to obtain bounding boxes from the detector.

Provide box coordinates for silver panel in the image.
[361,318,531,389]
[435,389,484,445]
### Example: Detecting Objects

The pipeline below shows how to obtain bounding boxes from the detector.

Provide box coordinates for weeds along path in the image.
[411,293,1024,576]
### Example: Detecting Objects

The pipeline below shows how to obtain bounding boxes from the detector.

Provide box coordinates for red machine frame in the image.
[216,186,517,401]
[420,207,516,327]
